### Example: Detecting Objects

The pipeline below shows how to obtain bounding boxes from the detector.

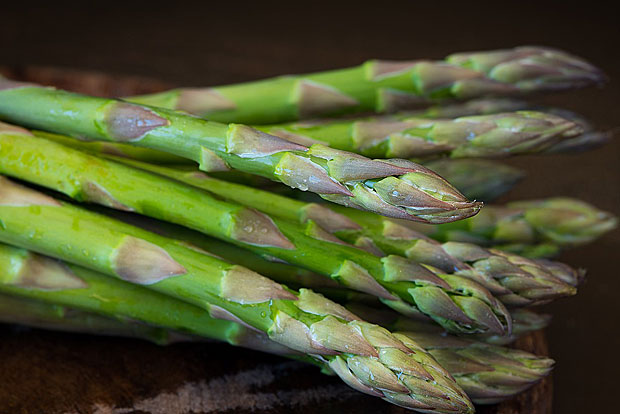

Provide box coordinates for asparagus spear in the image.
[0,209,477,413]
[344,302,551,346]
[255,111,582,159]
[394,331,554,404]
[327,206,581,302]
[0,264,552,408]
[96,210,570,325]
[398,198,618,260]
[199,223,578,308]
[103,154,577,307]
[0,87,481,223]
[0,244,295,355]
[0,293,176,345]
[125,46,604,124]
[34,128,527,202]
[0,242,479,412]
[28,98,604,168]
[252,104,605,160]
[10,98,527,167]
[27,131,189,164]
[0,129,510,334]
[422,159,524,202]
[0,292,552,406]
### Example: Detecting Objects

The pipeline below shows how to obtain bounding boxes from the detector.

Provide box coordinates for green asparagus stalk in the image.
[0,244,296,354]
[147,198,577,309]
[328,206,580,303]
[0,213,475,413]
[27,97,604,171]
[420,159,525,202]
[255,111,583,159]
[0,274,550,406]
[92,211,557,332]
[344,301,551,346]
[38,127,526,207]
[392,98,531,119]
[195,221,578,309]
[0,86,481,223]
[0,128,510,334]
[0,243,477,412]
[125,46,603,124]
[11,98,530,167]
[0,293,177,345]
[103,155,577,307]
[394,331,554,404]
[28,131,189,164]
[252,104,606,160]
[398,198,618,260]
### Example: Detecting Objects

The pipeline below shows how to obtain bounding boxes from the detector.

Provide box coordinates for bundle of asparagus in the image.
[0,45,615,412]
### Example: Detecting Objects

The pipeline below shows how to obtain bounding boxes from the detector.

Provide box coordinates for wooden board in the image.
[0,66,552,414]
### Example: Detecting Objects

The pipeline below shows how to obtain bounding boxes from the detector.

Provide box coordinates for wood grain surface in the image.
[0,66,553,414]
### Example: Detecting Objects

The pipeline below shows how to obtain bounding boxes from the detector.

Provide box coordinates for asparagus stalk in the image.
[125,46,604,124]
[0,87,481,223]
[195,222,578,309]
[328,206,581,302]
[105,155,578,307]
[28,131,189,164]
[394,331,554,404]
[0,278,551,406]
[252,104,605,160]
[344,302,551,346]
[398,198,618,260]
[0,244,476,412]
[0,244,295,354]
[255,111,582,159]
[95,211,563,332]
[0,214,475,413]
[0,293,176,345]
[14,98,529,166]
[389,98,531,119]
[422,159,525,202]
[27,97,604,170]
[35,128,527,202]
[0,129,511,334]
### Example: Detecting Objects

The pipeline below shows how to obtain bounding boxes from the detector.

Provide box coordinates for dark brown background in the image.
[1,2,619,413]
